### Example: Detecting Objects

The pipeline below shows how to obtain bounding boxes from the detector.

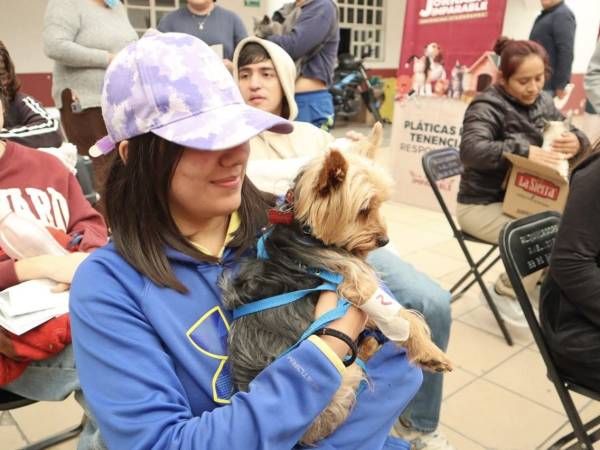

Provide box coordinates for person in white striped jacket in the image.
[0,40,63,149]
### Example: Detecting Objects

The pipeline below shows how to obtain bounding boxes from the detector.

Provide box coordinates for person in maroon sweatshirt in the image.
[0,92,107,291]
[0,87,108,449]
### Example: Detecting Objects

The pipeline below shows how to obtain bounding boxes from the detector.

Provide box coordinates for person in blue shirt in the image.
[70,32,422,450]
[157,0,247,70]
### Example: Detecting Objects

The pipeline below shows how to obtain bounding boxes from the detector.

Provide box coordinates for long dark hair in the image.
[0,40,21,103]
[103,133,275,293]
[0,85,8,116]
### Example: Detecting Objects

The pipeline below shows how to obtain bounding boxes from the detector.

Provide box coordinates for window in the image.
[338,0,385,61]
[124,0,185,36]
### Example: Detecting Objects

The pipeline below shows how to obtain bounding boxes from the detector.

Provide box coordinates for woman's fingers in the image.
[51,282,70,293]
[551,132,579,156]
[529,146,564,167]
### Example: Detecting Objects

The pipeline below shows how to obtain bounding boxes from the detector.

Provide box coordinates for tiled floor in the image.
[1,124,598,449]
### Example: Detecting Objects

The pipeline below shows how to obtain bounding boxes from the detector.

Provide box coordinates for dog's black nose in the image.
[376,236,389,247]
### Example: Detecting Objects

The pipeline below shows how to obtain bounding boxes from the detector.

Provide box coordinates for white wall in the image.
[0,0,53,73]
[502,0,600,73]
[370,0,405,70]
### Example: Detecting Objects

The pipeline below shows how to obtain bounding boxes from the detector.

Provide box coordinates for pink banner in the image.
[397,0,508,100]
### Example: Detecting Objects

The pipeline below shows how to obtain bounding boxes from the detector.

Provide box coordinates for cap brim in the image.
[151,103,293,151]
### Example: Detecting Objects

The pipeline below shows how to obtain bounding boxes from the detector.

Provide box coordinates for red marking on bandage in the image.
[377,294,393,306]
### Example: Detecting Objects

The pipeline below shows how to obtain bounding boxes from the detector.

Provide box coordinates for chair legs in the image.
[450,243,514,346]
[18,416,84,450]
[450,246,500,301]
[476,274,514,346]
[548,396,600,450]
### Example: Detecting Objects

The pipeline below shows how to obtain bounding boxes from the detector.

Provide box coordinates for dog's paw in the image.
[414,351,453,373]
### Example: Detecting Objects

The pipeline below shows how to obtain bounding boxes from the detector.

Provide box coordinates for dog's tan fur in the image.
[295,122,453,374]
[228,124,452,445]
[301,362,365,444]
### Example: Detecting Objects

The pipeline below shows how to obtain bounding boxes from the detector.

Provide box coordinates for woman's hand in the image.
[551,132,580,159]
[15,252,89,288]
[314,291,367,359]
[528,145,565,168]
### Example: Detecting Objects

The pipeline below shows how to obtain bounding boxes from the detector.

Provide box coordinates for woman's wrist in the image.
[317,335,351,360]
[314,328,358,366]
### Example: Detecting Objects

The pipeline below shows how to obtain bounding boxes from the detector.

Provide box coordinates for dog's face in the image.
[253,15,279,38]
[293,124,392,258]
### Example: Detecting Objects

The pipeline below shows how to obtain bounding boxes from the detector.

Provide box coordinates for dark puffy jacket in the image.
[540,152,600,391]
[457,85,589,205]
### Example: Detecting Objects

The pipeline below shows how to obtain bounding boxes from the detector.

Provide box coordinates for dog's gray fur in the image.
[221,221,348,391]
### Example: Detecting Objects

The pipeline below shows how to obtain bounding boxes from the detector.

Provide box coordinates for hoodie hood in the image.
[233,37,298,121]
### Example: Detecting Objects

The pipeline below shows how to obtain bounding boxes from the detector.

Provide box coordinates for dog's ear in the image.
[361,122,383,160]
[261,15,270,24]
[315,149,348,196]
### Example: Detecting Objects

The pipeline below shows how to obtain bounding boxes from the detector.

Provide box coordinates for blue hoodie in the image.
[70,242,421,449]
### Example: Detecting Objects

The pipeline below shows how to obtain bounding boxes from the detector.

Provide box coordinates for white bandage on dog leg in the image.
[360,288,410,341]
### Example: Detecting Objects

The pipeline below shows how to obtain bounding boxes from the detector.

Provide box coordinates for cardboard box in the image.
[502,153,569,218]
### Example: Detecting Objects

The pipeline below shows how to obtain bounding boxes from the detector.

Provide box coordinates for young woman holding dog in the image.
[457,36,590,327]
[70,32,422,450]
[234,37,454,450]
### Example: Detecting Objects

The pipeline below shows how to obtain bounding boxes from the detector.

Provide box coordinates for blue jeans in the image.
[367,248,452,433]
[295,90,335,131]
[3,345,105,450]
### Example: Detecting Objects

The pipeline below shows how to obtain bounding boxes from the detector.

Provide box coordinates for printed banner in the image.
[397,0,508,101]
[389,97,466,212]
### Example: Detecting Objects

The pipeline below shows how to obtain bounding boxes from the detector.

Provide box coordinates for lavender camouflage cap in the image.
[89,32,292,157]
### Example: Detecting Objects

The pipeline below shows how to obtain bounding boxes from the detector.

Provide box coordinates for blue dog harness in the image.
[232,234,367,373]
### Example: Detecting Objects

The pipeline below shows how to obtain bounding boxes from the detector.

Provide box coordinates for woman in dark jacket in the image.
[457,37,590,326]
[540,144,600,392]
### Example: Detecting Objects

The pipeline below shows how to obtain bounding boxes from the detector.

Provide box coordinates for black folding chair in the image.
[0,389,84,449]
[499,211,600,450]
[422,147,513,345]
[75,155,100,206]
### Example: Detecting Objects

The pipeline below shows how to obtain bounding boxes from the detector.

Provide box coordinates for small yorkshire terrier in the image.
[221,124,452,445]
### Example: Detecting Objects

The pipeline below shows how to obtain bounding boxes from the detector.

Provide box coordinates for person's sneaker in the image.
[392,422,455,450]
[480,284,529,328]
[494,272,516,299]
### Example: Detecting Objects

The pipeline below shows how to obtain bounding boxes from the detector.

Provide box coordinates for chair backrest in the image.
[422,147,464,182]
[75,155,100,206]
[421,147,463,232]
[499,211,563,381]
